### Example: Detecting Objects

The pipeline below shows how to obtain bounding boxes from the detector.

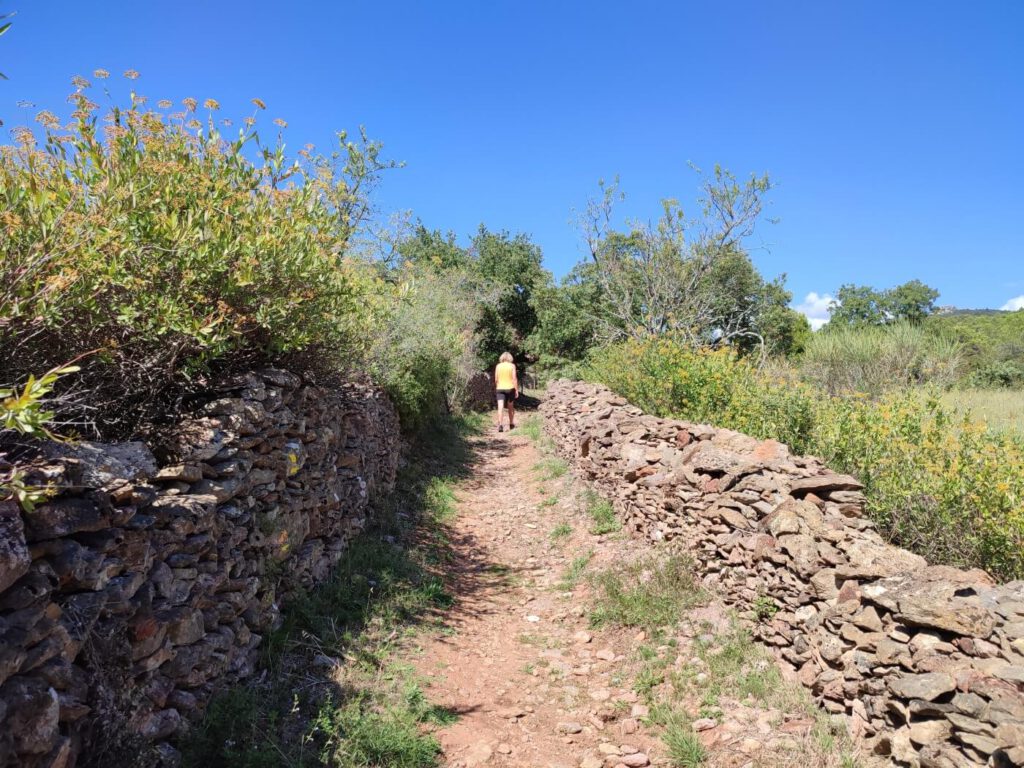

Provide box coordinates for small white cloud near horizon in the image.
[794,292,834,331]
[1001,295,1024,311]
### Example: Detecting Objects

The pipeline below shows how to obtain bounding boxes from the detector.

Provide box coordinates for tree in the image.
[826,280,940,329]
[886,279,940,324]
[574,166,783,351]
[398,223,471,272]
[471,226,548,364]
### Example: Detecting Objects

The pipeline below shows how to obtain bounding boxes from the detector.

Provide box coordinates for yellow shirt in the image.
[495,362,516,390]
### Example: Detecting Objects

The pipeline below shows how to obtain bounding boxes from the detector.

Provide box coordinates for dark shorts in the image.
[496,389,516,403]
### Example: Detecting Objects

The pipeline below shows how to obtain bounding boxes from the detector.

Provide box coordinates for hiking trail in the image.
[391,417,868,768]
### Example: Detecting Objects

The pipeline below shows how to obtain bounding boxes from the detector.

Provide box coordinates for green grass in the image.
[520,414,544,441]
[532,456,568,481]
[589,554,705,631]
[179,415,478,768]
[560,551,593,589]
[314,697,441,768]
[583,489,621,535]
[664,720,707,768]
[550,522,572,539]
[940,388,1024,434]
[540,494,559,508]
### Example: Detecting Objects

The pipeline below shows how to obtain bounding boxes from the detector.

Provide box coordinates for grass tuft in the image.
[589,554,705,630]
[583,489,621,535]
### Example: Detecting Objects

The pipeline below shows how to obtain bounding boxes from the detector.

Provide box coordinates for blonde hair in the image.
[499,352,513,363]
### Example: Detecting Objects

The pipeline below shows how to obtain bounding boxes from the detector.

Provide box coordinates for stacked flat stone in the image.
[0,370,400,767]
[541,380,1024,768]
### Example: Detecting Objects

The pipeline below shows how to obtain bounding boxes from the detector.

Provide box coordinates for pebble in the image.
[526,615,541,622]
[590,688,612,701]
[692,717,717,731]
[620,718,638,734]
[580,758,603,768]
[595,648,616,661]
[619,754,649,768]
[573,630,593,644]
[557,722,584,734]
[496,743,512,755]
[598,743,622,756]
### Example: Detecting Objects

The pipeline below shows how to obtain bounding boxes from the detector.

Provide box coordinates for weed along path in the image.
[402,416,874,768]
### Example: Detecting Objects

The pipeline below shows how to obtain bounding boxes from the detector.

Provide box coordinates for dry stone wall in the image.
[542,381,1024,768]
[0,370,399,767]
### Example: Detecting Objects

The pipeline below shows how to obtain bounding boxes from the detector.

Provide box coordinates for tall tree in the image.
[574,166,785,351]
[471,226,548,364]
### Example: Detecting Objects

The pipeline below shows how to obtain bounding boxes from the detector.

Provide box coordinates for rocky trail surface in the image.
[393,420,868,768]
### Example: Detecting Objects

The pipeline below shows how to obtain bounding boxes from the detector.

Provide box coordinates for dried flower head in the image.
[34,110,61,130]
[203,98,220,110]
[123,69,140,80]
[251,98,267,110]
[244,117,256,127]
[11,126,35,145]
[71,75,91,90]
[273,118,287,128]
[93,69,110,79]
[187,119,202,130]
[182,97,198,112]
[157,99,172,109]
[221,118,233,127]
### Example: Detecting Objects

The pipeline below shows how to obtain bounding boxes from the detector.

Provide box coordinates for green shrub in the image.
[368,265,485,430]
[0,76,391,437]
[587,338,1024,579]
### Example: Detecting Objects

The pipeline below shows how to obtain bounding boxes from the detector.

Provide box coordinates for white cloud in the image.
[1000,295,1024,311]
[794,291,834,331]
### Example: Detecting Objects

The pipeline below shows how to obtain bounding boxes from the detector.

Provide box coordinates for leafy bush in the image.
[367,264,484,430]
[0,74,391,437]
[588,338,1024,579]
[968,360,1024,389]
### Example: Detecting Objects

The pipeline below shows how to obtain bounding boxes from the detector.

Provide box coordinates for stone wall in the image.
[0,370,400,767]
[541,381,1024,768]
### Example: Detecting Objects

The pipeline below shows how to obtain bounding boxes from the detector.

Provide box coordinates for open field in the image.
[940,388,1024,434]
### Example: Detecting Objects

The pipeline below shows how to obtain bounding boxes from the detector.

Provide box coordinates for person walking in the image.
[494,352,519,432]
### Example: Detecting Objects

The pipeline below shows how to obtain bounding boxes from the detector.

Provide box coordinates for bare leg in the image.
[496,398,505,428]
[508,400,515,428]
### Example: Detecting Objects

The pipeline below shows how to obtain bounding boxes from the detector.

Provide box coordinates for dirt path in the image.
[409,426,649,768]
[399,422,868,768]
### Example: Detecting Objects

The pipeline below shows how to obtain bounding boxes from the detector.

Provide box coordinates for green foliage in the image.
[368,263,484,429]
[664,722,707,768]
[1,77,392,437]
[589,554,705,630]
[550,522,572,539]
[560,551,593,589]
[571,168,788,351]
[532,456,568,480]
[471,226,549,364]
[588,337,1024,579]
[800,322,962,395]
[826,280,939,328]
[315,697,441,768]
[583,490,621,535]
[1,364,79,510]
[926,309,1024,385]
[752,595,779,621]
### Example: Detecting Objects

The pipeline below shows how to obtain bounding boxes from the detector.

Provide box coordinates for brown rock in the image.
[888,672,956,701]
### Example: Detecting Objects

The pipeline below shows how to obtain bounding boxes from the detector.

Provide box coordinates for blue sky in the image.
[4,1,1022,326]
